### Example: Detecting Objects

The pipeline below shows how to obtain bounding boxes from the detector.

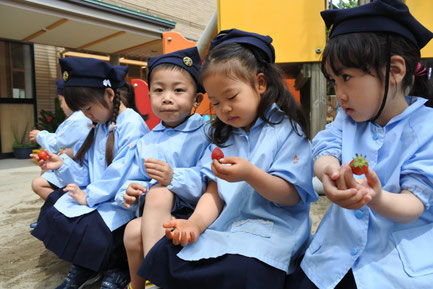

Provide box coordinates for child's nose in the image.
[222,103,232,113]
[335,87,348,103]
[162,92,173,103]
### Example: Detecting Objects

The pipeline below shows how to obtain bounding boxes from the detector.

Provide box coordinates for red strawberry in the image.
[38,150,48,161]
[349,153,368,175]
[211,147,224,163]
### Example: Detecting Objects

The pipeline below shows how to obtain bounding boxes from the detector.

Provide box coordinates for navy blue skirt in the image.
[31,188,128,272]
[138,236,287,289]
[285,265,357,289]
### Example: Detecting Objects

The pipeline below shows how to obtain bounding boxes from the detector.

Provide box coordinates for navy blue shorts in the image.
[137,193,195,219]
[138,236,287,289]
[31,188,128,272]
[285,265,357,289]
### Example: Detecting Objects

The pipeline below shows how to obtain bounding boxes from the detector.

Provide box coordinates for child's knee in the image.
[31,177,47,191]
[145,187,174,208]
[124,218,142,249]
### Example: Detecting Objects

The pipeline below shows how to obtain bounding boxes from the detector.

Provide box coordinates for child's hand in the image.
[144,158,173,186]
[124,183,146,208]
[64,183,87,205]
[30,150,63,171]
[322,164,370,210]
[358,168,381,207]
[163,219,200,247]
[211,156,252,182]
[28,129,40,142]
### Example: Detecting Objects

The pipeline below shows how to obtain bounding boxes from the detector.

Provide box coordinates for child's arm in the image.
[163,181,223,246]
[358,168,424,223]
[212,157,299,206]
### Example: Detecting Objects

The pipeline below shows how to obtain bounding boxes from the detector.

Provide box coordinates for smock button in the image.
[351,248,359,256]
[166,129,173,136]
[355,210,364,219]
[99,155,104,160]
[372,133,378,140]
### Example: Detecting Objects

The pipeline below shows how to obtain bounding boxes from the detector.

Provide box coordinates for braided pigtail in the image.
[105,89,121,166]
[73,125,96,166]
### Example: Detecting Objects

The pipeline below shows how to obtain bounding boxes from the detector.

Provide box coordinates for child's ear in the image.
[389,55,406,85]
[256,73,267,95]
[105,88,115,102]
[193,93,204,108]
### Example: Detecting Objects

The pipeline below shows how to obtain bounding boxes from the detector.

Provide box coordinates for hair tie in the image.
[414,62,427,77]
[108,123,118,132]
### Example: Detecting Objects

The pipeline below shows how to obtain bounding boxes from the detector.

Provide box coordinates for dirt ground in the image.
[0,158,330,289]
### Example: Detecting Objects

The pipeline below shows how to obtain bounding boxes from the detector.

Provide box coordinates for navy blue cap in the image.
[209,28,275,63]
[147,47,205,93]
[59,57,128,89]
[56,79,64,95]
[321,0,433,49]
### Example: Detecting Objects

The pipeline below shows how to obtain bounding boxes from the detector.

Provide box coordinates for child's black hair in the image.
[64,86,121,166]
[201,42,308,146]
[321,32,433,107]
[118,82,149,121]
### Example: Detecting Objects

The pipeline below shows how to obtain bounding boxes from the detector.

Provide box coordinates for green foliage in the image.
[38,97,66,133]
[12,120,37,148]
[330,0,358,9]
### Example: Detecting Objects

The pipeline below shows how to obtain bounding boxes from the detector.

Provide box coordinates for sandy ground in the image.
[0,158,330,289]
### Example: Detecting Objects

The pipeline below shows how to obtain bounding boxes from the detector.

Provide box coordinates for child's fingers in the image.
[189,231,197,243]
[165,229,174,240]
[342,165,360,189]
[123,194,136,205]
[172,231,181,245]
[365,168,380,189]
[163,220,176,229]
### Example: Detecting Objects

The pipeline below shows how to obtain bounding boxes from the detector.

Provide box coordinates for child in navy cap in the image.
[289,1,433,288]
[29,78,92,201]
[110,46,210,289]
[138,29,317,289]
[31,57,150,289]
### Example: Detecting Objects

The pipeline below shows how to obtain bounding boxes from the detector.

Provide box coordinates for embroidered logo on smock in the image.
[183,56,193,67]
[63,71,69,81]
[293,154,299,164]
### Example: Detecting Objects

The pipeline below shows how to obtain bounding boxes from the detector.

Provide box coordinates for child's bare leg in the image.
[124,217,146,289]
[142,185,174,256]
[31,177,53,200]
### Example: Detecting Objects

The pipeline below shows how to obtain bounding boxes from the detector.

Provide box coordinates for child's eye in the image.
[342,74,351,81]
[153,88,163,93]
[175,88,185,93]
[228,94,237,100]
[212,102,219,106]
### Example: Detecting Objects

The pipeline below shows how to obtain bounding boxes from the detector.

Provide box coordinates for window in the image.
[0,40,34,99]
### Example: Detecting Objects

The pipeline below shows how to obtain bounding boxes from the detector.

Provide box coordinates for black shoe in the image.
[100,268,130,289]
[55,264,101,289]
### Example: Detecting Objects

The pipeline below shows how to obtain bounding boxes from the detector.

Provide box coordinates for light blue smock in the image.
[303,96,433,289]
[114,113,210,215]
[177,104,318,274]
[53,108,149,231]
[40,111,92,188]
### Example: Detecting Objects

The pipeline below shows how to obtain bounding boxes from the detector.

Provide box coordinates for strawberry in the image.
[211,147,224,163]
[349,153,368,175]
[38,150,48,161]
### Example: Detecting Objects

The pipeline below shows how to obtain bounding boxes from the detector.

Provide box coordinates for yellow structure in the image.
[406,0,433,58]
[218,0,326,63]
